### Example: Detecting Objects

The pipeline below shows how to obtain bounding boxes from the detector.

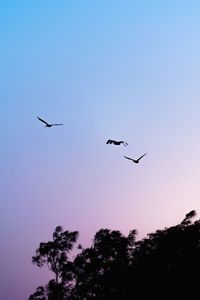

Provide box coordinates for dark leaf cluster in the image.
[29,210,200,299]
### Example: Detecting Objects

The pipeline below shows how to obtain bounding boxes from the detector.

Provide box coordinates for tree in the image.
[28,286,46,300]
[72,229,136,300]
[29,211,200,299]
[30,226,78,300]
[127,210,200,297]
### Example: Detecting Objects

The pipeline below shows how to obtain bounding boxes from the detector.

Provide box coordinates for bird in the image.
[106,139,128,146]
[124,153,147,164]
[37,116,63,127]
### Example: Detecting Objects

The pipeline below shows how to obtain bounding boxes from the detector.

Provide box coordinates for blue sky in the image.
[1,1,200,299]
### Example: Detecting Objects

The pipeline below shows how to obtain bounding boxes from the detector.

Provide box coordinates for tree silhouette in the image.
[30,226,78,300]
[127,210,200,297]
[29,211,200,299]
[71,229,136,300]
[29,286,46,300]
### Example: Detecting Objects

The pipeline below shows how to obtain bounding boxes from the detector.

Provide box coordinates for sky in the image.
[1,0,200,299]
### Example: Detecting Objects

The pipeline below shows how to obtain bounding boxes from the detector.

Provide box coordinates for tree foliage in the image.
[29,210,200,299]
[29,226,78,300]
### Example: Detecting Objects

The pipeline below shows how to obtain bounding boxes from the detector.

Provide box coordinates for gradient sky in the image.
[1,1,200,299]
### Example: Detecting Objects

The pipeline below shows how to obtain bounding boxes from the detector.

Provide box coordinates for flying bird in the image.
[37,116,63,127]
[106,139,128,146]
[124,153,147,164]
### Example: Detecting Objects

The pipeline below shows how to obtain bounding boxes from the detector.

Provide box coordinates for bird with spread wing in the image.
[106,139,128,146]
[124,153,147,164]
[37,116,63,127]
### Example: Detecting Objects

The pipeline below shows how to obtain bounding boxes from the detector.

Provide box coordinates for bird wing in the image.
[37,116,48,125]
[124,155,134,161]
[106,139,113,144]
[137,153,147,161]
[51,123,63,126]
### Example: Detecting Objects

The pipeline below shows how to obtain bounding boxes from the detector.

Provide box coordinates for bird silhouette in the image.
[124,153,147,164]
[106,139,128,146]
[37,116,63,127]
